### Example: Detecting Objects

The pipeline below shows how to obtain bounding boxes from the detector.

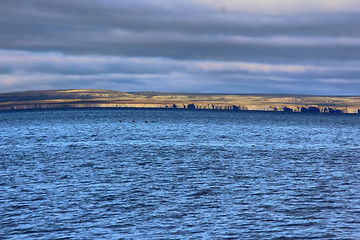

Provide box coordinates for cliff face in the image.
[1,89,360,114]
[174,104,358,114]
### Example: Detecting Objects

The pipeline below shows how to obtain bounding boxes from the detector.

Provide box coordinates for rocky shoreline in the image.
[1,89,360,114]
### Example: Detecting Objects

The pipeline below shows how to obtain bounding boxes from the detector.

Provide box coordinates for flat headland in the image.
[1,89,360,114]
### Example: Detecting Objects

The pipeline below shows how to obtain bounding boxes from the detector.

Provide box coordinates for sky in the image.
[1,0,360,95]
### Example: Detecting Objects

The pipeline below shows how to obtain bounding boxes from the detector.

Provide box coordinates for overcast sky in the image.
[1,0,360,94]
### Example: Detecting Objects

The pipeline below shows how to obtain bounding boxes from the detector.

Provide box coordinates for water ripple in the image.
[0,109,359,239]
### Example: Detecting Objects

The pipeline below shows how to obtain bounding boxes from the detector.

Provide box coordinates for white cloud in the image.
[194,0,360,14]
[108,29,360,48]
[317,78,359,84]
[196,61,307,73]
[2,50,360,94]
[227,36,360,47]
[2,50,360,76]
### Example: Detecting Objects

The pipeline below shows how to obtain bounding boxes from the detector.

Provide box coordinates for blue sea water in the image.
[0,108,359,239]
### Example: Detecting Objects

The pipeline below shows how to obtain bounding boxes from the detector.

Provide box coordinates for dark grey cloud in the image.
[0,0,360,94]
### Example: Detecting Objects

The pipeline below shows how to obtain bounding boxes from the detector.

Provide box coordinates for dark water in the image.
[1,109,359,239]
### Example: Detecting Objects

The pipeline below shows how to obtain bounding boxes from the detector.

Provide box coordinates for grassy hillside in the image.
[1,89,360,114]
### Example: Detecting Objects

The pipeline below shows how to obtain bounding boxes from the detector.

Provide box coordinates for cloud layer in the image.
[195,0,360,14]
[0,0,360,94]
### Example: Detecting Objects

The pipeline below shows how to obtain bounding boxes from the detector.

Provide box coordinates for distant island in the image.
[1,89,360,114]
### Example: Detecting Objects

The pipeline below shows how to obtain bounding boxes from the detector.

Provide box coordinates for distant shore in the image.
[1,89,360,114]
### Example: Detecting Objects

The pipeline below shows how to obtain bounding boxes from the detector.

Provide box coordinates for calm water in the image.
[0,109,359,239]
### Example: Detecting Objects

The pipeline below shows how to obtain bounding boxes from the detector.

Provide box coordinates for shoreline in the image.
[1,107,356,116]
[0,104,356,114]
[1,89,360,114]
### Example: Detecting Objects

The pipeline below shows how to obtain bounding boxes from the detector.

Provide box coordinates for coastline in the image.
[1,89,360,114]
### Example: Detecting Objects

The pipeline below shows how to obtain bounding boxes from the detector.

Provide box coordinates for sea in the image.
[0,108,359,239]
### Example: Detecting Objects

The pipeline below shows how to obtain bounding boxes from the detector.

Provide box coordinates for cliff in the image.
[1,89,360,114]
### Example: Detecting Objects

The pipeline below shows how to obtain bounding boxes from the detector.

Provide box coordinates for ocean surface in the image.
[0,108,359,239]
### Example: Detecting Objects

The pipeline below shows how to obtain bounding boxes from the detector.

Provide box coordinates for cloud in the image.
[1,50,360,95]
[0,1,359,95]
[317,78,360,84]
[195,0,360,14]
[196,61,306,73]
